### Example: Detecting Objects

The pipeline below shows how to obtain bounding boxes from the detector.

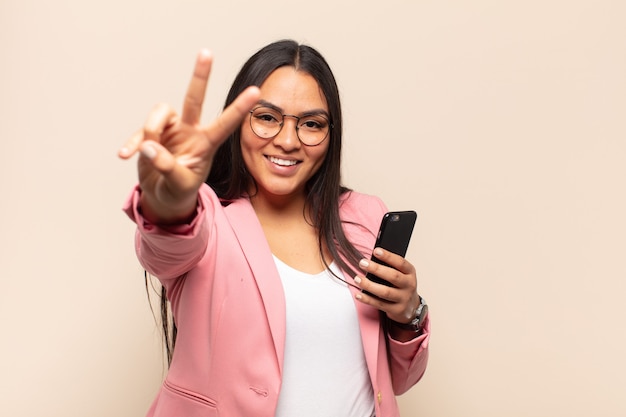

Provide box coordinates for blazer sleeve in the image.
[388,314,431,394]
[122,184,217,280]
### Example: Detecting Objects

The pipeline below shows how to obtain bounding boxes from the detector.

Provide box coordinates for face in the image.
[240,66,330,204]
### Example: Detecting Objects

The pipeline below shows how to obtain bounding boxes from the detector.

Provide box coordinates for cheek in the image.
[309,146,330,172]
[316,142,331,162]
[239,129,258,160]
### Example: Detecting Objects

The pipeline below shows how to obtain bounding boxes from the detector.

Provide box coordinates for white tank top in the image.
[273,256,375,417]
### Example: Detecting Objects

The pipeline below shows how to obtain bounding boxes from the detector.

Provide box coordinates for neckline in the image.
[272,254,337,277]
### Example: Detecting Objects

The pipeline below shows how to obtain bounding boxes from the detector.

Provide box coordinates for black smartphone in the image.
[365,211,417,288]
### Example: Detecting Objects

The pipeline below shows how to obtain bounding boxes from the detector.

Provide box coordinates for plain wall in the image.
[1,1,625,416]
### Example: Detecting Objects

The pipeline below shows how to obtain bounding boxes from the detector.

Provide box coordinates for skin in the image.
[118,50,422,342]
[241,67,330,206]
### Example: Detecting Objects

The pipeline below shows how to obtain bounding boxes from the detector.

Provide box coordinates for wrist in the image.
[139,190,198,225]
[388,296,428,334]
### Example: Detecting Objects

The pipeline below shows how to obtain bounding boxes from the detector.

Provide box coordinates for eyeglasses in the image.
[249,106,332,146]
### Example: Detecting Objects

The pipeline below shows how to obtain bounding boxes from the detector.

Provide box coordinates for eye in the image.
[299,116,328,131]
[252,108,281,124]
[257,114,277,123]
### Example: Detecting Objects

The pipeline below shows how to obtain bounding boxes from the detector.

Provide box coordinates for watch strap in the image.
[389,296,428,332]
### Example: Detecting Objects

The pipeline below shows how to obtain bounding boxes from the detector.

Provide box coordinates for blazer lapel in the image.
[223,198,286,374]
[338,208,383,385]
[344,269,381,383]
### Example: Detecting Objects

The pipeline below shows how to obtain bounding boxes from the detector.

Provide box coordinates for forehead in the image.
[258,66,328,112]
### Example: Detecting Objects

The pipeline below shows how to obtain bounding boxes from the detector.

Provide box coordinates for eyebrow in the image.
[256,99,330,119]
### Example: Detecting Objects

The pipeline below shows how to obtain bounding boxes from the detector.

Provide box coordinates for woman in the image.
[119,39,430,417]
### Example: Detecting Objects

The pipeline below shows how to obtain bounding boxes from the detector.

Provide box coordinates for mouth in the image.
[266,155,300,167]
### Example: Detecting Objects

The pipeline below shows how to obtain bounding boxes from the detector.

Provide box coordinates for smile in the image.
[267,156,299,167]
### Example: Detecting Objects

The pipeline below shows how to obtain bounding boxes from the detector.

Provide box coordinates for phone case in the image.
[365,211,417,288]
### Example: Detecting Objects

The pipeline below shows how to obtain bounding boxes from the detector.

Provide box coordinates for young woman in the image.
[119,39,430,417]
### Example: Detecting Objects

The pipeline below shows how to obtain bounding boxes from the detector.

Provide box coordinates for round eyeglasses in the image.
[249,106,332,146]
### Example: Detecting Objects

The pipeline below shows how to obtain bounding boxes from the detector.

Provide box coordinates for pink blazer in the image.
[124,184,430,417]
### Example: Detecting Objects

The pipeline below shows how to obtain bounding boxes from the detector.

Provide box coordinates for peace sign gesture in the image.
[118,50,260,224]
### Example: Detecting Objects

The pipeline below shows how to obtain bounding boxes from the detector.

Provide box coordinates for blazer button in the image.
[377,391,382,404]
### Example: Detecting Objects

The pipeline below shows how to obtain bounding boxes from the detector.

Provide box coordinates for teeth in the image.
[269,156,297,166]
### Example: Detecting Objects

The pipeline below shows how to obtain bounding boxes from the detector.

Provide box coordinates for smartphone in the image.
[365,211,417,289]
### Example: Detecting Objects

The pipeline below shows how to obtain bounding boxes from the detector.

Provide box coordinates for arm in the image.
[347,196,430,393]
[119,50,258,277]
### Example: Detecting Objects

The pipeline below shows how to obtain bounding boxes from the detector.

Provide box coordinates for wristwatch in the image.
[390,296,428,333]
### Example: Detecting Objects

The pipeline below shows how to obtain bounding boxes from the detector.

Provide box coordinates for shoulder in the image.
[339,190,388,222]
[198,183,249,210]
[195,184,254,233]
[337,190,387,255]
[338,190,388,249]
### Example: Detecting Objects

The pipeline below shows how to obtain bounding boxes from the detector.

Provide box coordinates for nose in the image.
[272,115,301,150]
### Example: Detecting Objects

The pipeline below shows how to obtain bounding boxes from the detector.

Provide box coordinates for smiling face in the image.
[240,66,330,205]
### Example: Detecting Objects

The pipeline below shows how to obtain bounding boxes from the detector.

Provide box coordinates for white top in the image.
[273,256,375,417]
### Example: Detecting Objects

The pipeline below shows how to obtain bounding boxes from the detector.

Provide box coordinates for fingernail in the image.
[374,248,383,256]
[359,259,369,268]
[355,293,363,300]
[140,143,157,160]
[354,276,362,285]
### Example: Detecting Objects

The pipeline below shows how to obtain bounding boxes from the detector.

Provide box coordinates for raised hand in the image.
[118,49,260,224]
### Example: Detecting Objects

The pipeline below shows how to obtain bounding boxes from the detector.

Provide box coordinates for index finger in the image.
[181,49,213,125]
[204,86,261,142]
[373,248,414,275]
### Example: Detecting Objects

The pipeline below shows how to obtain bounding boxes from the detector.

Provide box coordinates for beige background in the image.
[1,0,625,416]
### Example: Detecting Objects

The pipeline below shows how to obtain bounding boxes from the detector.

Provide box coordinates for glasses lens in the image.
[297,115,330,146]
[250,107,282,139]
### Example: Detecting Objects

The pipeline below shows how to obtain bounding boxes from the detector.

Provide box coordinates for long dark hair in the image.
[159,39,367,365]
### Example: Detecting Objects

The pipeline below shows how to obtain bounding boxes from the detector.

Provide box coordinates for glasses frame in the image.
[248,106,333,147]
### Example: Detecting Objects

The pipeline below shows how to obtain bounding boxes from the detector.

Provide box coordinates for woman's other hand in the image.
[354,248,422,341]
